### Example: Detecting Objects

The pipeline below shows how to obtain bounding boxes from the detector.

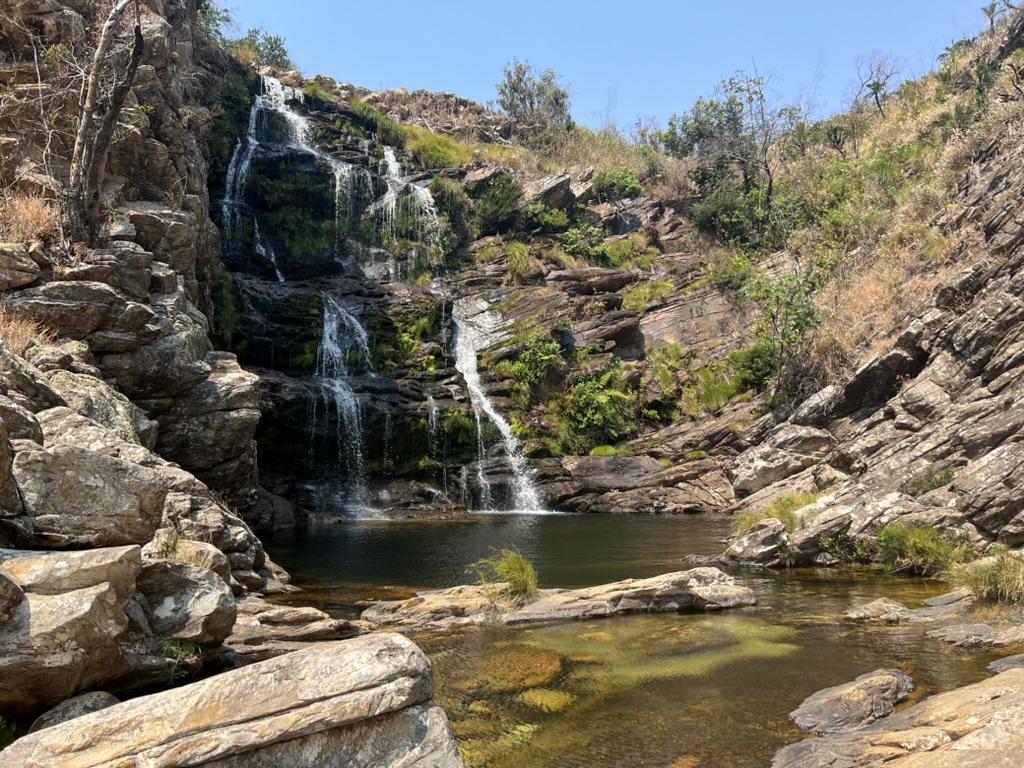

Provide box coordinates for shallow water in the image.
[266,515,1000,768]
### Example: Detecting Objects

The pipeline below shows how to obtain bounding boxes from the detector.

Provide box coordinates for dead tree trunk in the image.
[67,0,144,244]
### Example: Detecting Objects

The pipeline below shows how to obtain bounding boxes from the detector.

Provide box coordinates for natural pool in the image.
[265,514,1000,767]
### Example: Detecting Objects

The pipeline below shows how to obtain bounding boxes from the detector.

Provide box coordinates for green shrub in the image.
[604,232,659,270]
[592,168,644,201]
[560,366,635,451]
[524,201,570,233]
[512,328,564,387]
[404,125,473,168]
[680,366,742,417]
[469,548,538,599]
[506,241,533,279]
[622,279,675,311]
[732,492,817,535]
[728,342,776,393]
[475,174,523,235]
[561,224,607,262]
[429,177,477,250]
[161,639,202,663]
[589,444,629,457]
[877,523,970,575]
[350,102,406,148]
[683,449,708,461]
[904,465,956,497]
[302,82,332,102]
[947,547,1024,604]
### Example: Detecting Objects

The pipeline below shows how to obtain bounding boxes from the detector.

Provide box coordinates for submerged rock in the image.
[362,568,756,631]
[790,668,915,734]
[0,634,461,768]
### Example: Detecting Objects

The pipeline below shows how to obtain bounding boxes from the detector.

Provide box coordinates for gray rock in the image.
[0,545,141,600]
[136,560,236,645]
[14,446,167,547]
[730,425,836,495]
[42,369,144,444]
[0,634,460,768]
[0,242,41,290]
[523,173,573,209]
[721,518,790,565]
[0,394,42,442]
[790,669,914,734]
[0,419,22,517]
[0,569,22,625]
[29,691,120,733]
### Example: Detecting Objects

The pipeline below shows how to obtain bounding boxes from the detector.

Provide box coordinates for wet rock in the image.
[517,688,575,712]
[363,568,756,630]
[772,668,1024,767]
[730,425,836,495]
[720,518,789,565]
[988,653,1024,673]
[13,446,167,547]
[136,560,236,646]
[0,242,40,290]
[0,634,460,768]
[790,669,915,734]
[28,691,119,733]
[843,598,912,624]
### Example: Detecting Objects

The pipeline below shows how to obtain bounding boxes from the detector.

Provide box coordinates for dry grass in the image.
[947,548,1024,604]
[0,305,57,354]
[0,194,59,243]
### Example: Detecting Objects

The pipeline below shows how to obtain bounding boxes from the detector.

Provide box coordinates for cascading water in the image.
[254,219,284,282]
[309,295,374,512]
[452,298,546,512]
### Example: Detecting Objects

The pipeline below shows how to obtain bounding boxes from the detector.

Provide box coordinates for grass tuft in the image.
[469,548,538,600]
[732,492,818,535]
[946,547,1024,604]
[877,523,970,575]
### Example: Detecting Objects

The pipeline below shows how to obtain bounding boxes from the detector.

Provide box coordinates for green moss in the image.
[604,232,659,270]
[303,82,333,102]
[622,279,675,311]
[349,101,406,148]
[904,465,956,496]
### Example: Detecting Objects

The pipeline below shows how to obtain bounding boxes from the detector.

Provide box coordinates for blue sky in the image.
[228,0,984,129]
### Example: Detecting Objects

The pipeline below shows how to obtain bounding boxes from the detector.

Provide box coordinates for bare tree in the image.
[856,55,897,117]
[983,2,1004,33]
[67,0,145,243]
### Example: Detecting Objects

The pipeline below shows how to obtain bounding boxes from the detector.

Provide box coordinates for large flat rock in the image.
[0,633,461,768]
[362,568,756,631]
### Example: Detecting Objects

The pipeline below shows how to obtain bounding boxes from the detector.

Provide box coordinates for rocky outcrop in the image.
[0,634,462,768]
[789,669,915,735]
[773,668,1024,767]
[361,568,756,631]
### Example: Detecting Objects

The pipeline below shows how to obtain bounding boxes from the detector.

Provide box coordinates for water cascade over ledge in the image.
[452,297,548,513]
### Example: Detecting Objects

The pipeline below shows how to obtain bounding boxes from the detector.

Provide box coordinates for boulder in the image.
[560,455,663,494]
[730,425,836,495]
[0,634,460,768]
[772,668,1024,767]
[0,339,65,412]
[0,242,40,290]
[0,393,42,442]
[720,518,790,565]
[0,545,141,600]
[136,560,236,645]
[143,533,231,584]
[523,173,573,209]
[42,369,144,444]
[0,583,128,711]
[843,598,912,624]
[789,669,915,734]
[13,446,167,547]
[29,691,119,733]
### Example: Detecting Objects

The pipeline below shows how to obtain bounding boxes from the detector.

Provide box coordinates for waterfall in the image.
[254,219,284,282]
[371,147,439,248]
[310,295,374,510]
[452,298,546,512]
[378,147,403,241]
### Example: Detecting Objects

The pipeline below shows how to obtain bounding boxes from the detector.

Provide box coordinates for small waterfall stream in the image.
[453,298,546,512]
[309,295,374,512]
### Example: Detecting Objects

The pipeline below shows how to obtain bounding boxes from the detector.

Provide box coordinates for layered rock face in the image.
[0,634,462,768]
[716,119,1024,561]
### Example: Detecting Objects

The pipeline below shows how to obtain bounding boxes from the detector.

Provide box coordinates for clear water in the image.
[267,514,1000,768]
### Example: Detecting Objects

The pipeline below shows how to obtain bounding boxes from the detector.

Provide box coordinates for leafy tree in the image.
[496,60,573,148]
[741,271,820,398]
[229,28,292,69]
[474,174,523,234]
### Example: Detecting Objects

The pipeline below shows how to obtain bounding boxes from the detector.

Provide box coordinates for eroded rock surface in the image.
[790,669,915,735]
